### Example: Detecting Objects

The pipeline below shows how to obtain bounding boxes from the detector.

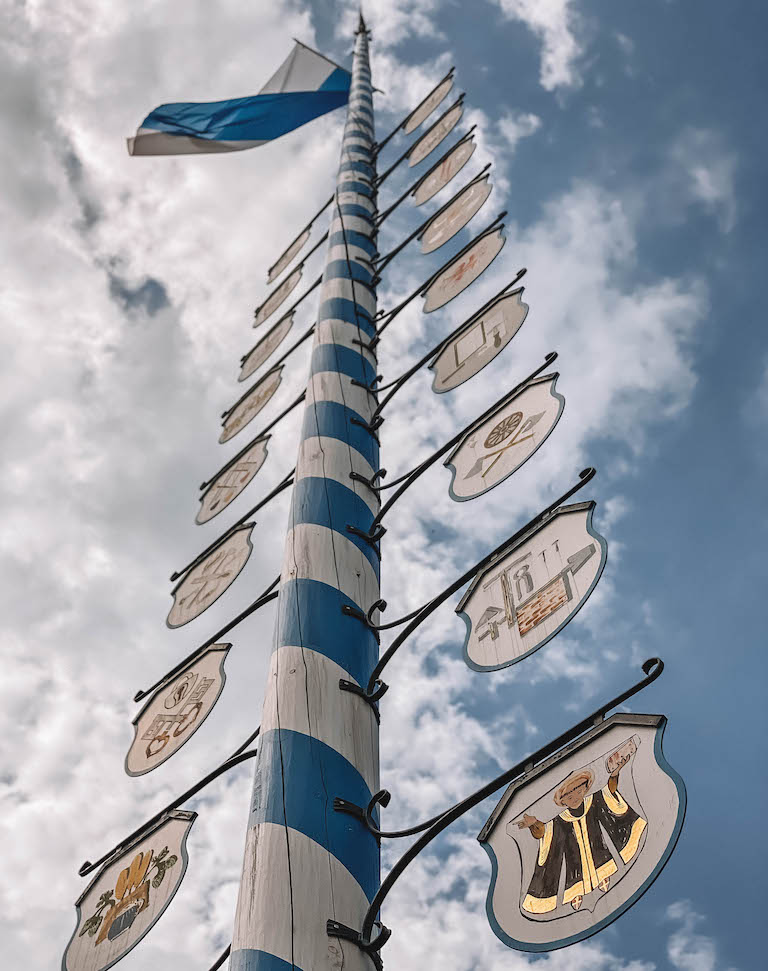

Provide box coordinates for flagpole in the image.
[230,14,381,971]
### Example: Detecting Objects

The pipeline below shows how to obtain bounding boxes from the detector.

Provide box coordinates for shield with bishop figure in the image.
[478,713,686,952]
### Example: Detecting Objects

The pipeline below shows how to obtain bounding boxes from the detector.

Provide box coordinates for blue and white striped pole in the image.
[231,17,380,971]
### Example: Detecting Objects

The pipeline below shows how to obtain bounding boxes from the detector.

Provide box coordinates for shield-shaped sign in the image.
[62,810,196,971]
[197,436,270,524]
[125,645,230,776]
[478,713,686,952]
[457,502,607,671]
[420,174,493,254]
[268,228,310,284]
[220,366,283,444]
[423,225,506,313]
[444,374,564,501]
[240,312,294,382]
[430,287,529,393]
[409,100,464,167]
[404,76,454,134]
[167,524,254,628]
[254,265,302,328]
[413,135,477,207]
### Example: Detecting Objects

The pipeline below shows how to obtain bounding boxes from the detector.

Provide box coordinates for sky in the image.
[1,1,765,969]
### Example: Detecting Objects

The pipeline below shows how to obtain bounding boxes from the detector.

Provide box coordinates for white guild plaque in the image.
[197,437,269,524]
[268,228,310,284]
[420,175,493,254]
[63,811,196,971]
[409,102,464,167]
[413,137,477,206]
[445,374,564,501]
[254,266,302,328]
[220,366,283,444]
[240,312,294,382]
[167,525,254,628]
[479,713,686,952]
[430,288,529,393]
[457,502,607,670]
[404,76,454,134]
[126,645,230,775]
[423,227,506,313]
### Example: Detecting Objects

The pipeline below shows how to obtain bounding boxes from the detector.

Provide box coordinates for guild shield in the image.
[457,502,606,670]
[423,226,506,313]
[409,101,464,167]
[254,266,302,328]
[404,76,454,134]
[478,713,686,951]
[220,366,283,444]
[430,287,529,393]
[125,645,230,775]
[445,373,564,501]
[413,136,477,207]
[62,810,196,971]
[420,174,493,254]
[167,524,254,628]
[268,228,310,284]
[240,312,294,382]
[197,436,270,524]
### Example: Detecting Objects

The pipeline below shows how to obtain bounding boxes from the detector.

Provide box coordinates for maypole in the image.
[230,15,380,971]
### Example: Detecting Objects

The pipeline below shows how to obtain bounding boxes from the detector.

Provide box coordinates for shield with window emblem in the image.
[167,524,253,628]
[478,713,686,952]
[457,502,606,671]
[430,287,528,393]
[62,810,196,971]
[445,373,564,501]
[125,645,230,775]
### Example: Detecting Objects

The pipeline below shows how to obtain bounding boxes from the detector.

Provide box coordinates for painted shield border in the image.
[478,713,687,952]
[456,501,608,672]
[62,809,196,971]
[443,372,564,503]
[124,644,231,777]
[428,286,529,394]
[422,223,507,314]
[196,436,271,525]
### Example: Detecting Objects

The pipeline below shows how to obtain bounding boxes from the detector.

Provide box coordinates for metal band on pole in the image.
[230,16,380,970]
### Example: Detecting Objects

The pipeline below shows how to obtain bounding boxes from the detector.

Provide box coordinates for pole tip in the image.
[357,8,368,33]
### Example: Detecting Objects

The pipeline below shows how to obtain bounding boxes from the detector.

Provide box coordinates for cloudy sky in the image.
[1,1,765,969]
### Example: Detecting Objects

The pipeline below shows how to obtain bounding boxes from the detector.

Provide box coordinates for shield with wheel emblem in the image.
[444,373,564,501]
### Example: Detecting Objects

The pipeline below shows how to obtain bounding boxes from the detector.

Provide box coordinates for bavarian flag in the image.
[127,41,351,156]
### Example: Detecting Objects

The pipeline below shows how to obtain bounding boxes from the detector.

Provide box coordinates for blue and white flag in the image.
[128,41,351,156]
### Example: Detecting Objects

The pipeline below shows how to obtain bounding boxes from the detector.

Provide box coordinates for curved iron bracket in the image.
[326,919,391,969]
[338,678,389,723]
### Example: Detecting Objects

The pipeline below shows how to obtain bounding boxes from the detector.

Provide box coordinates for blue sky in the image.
[0,1,765,970]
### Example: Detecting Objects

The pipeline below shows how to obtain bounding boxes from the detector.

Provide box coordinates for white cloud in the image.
[493,0,585,90]
[669,127,738,232]
[497,109,542,153]
[666,900,738,971]
[337,0,448,49]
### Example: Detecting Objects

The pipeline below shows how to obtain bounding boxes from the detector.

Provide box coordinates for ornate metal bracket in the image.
[350,415,384,441]
[326,919,391,970]
[338,678,389,723]
[335,658,665,957]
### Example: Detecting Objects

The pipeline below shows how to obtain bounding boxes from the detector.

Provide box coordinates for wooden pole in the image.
[230,16,380,971]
